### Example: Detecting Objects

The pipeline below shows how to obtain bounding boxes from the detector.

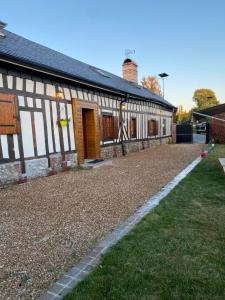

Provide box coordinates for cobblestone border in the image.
[38,156,202,300]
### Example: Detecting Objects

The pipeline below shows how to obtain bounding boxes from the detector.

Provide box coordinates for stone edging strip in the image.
[38,156,202,300]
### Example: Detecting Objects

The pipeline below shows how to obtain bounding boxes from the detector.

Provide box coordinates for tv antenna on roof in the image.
[125,49,135,59]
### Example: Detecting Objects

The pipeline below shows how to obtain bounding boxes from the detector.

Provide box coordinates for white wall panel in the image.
[45,100,53,153]
[1,135,9,158]
[27,97,33,107]
[34,112,46,156]
[13,134,20,159]
[20,111,34,158]
[26,79,34,93]
[16,77,23,91]
[36,98,42,108]
[60,103,69,151]
[18,96,25,107]
[52,102,61,152]
[7,75,13,89]
[0,74,3,88]
[63,88,71,100]
[36,82,44,94]
[46,84,55,97]
[67,104,75,150]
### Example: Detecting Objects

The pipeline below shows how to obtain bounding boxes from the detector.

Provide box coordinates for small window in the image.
[0,93,19,134]
[91,67,110,78]
[102,115,114,141]
[131,118,137,138]
[163,119,166,136]
[148,120,158,136]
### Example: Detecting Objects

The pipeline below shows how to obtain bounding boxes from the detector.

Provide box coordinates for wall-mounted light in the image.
[55,86,64,99]
[121,103,127,110]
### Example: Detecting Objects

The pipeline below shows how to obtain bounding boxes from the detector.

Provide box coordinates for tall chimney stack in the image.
[0,21,7,37]
[122,58,138,83]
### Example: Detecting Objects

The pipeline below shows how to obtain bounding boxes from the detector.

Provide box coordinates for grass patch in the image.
[65,145,225,300]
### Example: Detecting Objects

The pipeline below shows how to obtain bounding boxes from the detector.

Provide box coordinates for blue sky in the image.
[1,0,225,109]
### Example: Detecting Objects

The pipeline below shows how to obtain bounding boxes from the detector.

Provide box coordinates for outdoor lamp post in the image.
[158,73,169,98]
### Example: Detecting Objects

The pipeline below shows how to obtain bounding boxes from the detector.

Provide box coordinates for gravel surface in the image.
[0,144,201,299]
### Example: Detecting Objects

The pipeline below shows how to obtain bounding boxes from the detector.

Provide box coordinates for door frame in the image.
[71,98,100,164]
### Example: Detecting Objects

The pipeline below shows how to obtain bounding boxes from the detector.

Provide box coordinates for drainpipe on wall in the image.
[119,94,129,156]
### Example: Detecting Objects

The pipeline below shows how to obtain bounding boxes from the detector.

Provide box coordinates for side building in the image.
[0,22,175,185]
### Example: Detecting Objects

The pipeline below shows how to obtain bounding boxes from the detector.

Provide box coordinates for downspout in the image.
[119,94,129,156]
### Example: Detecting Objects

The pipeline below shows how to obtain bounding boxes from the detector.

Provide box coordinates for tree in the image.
[141,76,162,96]
[176,105,192,124]
[193,89,219,109]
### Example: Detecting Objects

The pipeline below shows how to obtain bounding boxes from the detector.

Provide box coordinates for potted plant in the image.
[57,118,70,127]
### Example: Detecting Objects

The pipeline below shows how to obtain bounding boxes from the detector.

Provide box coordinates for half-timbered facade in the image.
[0,22,175,185]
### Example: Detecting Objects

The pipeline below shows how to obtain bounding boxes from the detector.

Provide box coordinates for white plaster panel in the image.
[52,102,60,152]
[27,97,34,107]
[20,111,34,158]
[7,75,13,89]
[46,84,55,97]
[60,103,69,151]
[45,100,53,153]
[71,89,77,98]
[36,82,44,94]
[83,92,88,100]
[13,134,20,159]
[93,94,98,102]
[0,74,3,88]
[67,104,75,150]
[34,112,46,156]
[16,77,23,91]
[0,135,9,158]
[18,96,25,107]
[77,90,83,99]
[36,98,42,108]
[63,88,71,100]
[26,79,34,93]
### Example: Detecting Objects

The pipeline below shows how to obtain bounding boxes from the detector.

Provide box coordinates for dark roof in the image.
[198,103,225,116]
[0,29,175,109]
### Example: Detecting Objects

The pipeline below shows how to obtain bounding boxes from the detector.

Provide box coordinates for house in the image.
[195,104,225,143]
[0,21,175,185]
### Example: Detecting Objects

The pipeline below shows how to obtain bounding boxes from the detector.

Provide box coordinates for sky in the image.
[1,0,225,110]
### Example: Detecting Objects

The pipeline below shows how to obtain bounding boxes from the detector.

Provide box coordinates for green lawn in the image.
[65,145,225,300]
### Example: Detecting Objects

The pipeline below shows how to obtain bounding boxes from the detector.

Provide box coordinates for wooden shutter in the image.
[113,116,119,139]
[0,93,19,134]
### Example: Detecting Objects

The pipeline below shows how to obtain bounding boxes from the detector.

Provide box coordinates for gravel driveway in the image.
[0,144,201,299]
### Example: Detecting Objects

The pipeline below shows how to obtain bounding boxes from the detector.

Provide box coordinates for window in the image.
[148,120,158,136]
[163,119,166,136]
[102,114,119,141]
[131,118,137,138]
[91,67,110,78]
[0,93,19,134]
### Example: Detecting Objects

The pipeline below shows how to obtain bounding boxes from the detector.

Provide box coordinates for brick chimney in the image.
[122,58,138,83]
[0,21,7,37]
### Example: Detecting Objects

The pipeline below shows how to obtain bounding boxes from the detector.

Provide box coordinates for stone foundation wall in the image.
[0,161,22,186]
[0,152,77,186]
[101,137,171,159]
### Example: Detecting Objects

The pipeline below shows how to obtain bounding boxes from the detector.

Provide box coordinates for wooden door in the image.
[72,99,100,164]
[82,109,97,159]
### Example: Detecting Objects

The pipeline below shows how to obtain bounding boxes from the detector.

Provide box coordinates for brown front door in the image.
[72,99,100,164]
[82,109,97,159]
